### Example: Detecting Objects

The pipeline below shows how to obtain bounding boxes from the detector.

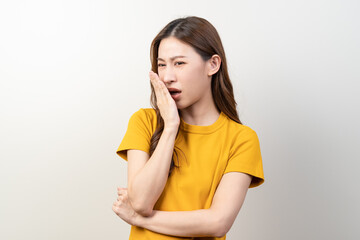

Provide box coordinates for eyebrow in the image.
[157,55,187,61]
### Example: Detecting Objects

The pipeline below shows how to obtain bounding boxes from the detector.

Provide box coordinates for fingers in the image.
[112,202,122,216]
[113,197,123,214]
[149,71,162,98]
[117,187,128,196]
[149,71,159,89]
[149,71,170,102]
[113,187,125,214]
[149,70,161,83]
[113,194,127,215]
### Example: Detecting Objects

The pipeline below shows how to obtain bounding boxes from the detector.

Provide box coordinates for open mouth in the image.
[170,91,181,95]
[168,88,182,95]
[168,89,182,101]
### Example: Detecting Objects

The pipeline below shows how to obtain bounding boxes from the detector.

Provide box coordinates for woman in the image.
[113,16,264,239]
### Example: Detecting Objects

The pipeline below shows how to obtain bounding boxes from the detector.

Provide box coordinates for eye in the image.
[157,63,165,67]
[175,61,185,66]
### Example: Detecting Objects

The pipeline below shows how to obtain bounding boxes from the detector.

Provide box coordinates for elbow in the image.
[128,194,153,217]
[132,204,153,217]
[213,226,229,238]
[213,230,228,238]
[211,214,232,238]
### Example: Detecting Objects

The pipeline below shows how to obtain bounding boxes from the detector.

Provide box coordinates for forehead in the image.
[158,37,197,59]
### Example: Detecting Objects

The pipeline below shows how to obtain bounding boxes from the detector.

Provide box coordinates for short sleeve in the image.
[116,108,153,161]
[224,127,265,188]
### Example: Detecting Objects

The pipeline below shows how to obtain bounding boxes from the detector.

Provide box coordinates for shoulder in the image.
[141,108,157,119]
[130,108,156,120]
[128,108,157,134]
[224,117,260,148]
[225,116,258,138]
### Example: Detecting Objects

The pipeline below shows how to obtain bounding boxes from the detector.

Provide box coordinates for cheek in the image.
[183,65,206,83]
[191,66,209,86]
[184,75,209,97]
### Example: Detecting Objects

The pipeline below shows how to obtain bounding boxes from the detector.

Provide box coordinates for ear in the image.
[207,54,221,76]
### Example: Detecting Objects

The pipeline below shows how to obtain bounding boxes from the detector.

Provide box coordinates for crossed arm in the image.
[112,130,252,237]
[117,171,252,238]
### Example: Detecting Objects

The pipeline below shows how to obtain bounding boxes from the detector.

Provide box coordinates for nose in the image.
[162,66,176,85]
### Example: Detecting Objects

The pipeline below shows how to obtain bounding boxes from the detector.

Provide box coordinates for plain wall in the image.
[1,0,359,239]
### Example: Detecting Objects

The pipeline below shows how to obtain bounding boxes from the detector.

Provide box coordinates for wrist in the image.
[132,212,142,227]
[163,126,179,136]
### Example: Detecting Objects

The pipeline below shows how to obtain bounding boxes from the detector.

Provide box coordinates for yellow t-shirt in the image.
[116,108,264,240]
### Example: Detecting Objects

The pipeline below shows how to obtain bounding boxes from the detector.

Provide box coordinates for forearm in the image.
[135,208,226,238]
[129,128,177,215]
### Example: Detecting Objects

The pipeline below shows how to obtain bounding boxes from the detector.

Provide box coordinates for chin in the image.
[175,103,186,110]
[176,102,194,111]
[176,104,184,110]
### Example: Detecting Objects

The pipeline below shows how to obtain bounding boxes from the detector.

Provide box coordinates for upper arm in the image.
[210,172,252,235]
[127,149,149,187]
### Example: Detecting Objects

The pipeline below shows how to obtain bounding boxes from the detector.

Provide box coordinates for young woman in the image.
[113,16,264,239]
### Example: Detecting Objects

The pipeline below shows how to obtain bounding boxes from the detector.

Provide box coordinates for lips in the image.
[167,88,182,95]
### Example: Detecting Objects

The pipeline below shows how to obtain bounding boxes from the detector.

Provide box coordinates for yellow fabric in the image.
[116,108,265,240]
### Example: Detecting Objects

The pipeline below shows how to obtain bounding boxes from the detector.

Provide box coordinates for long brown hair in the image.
[149,16,242,175]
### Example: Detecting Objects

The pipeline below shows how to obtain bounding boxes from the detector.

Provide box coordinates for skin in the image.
[112,36,253,237]
[156,36,222,126]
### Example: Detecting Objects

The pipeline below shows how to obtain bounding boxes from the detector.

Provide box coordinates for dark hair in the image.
[149,16,242,174]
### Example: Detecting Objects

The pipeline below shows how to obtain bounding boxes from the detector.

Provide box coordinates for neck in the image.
[179,101,220,126]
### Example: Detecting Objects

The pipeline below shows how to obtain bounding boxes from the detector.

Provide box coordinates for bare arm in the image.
[127,71,180,216]
[114,172,252,237]
[127,127,177,216]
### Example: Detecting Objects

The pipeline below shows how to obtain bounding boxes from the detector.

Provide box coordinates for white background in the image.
[1,0,359,239]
